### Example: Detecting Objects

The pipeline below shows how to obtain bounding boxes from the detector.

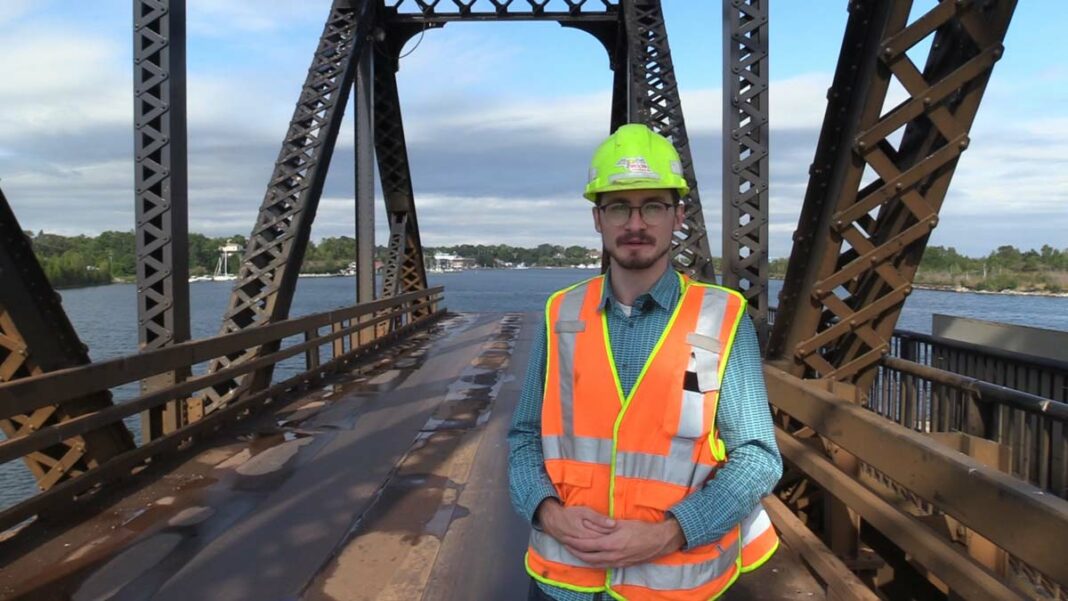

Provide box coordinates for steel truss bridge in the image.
[0,1,1066,600]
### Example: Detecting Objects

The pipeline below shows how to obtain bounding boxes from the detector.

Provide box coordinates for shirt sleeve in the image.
[507,318,561,525]
[668,315,783,548]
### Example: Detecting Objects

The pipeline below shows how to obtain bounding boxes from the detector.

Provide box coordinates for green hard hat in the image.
[583,123,690,202]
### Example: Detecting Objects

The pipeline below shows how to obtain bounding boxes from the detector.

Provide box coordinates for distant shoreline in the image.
[911,282,1068,298]
[48,269,1068,299]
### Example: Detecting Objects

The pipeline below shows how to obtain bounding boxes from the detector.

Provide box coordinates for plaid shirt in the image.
[507,267,782,601]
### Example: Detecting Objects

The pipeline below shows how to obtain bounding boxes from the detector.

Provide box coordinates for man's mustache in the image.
[616,235,654,245]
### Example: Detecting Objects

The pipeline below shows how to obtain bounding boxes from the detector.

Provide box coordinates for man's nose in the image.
[624,207,646,230]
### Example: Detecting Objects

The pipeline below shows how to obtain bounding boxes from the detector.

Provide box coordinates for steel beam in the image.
[372,37,429,307]
[380,0,618,23]
[721,0,769,340]
[768,0,1017,384]
[355,48,375,306]
[622,0,715,283]
[766,366,1068,588]
[204,0,376,410]
[775,431,1027,601]
[133,0,191,440]
[0,187,135,492]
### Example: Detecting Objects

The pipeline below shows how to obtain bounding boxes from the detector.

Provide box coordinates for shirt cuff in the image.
[668,496,727,550]
[525,484,561,528]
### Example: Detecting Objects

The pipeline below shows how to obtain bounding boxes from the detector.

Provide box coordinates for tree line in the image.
[23,230,1068,292]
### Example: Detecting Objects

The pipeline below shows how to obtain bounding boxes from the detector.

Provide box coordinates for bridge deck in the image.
[0,313,827,601]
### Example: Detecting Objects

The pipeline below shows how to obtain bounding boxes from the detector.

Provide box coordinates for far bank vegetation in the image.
[23,230,1068,294]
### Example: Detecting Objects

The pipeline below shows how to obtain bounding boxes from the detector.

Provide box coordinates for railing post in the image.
[304,328,321,371]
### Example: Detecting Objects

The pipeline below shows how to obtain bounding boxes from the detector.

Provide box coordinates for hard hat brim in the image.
[583,180,691,203]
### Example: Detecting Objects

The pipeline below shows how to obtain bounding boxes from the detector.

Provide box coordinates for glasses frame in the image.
[597,200,677,227]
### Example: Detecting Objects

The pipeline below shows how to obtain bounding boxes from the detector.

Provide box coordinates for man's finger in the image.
[577,511,616,529]
[580,517,616,535]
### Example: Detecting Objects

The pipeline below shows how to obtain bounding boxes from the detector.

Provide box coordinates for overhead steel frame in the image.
[199,0,718,411]
[203,0,376,411]
[372,29,430,308]
[134,0,192,439]
[768,0,1017,387]
[721,0,769,338]
[620,1,716,283]
[0,188,135,492]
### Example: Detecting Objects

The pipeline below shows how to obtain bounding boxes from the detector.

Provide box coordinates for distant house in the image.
[432,253,476,271]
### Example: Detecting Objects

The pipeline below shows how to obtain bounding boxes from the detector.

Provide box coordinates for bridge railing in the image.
[874,331,1068,499]
[0,287,445,534]
[767,307,1068,595]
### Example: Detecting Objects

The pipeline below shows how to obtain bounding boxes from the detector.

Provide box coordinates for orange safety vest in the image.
[526,272,779,600]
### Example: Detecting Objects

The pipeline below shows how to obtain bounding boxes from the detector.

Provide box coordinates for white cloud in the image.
[0,29,129,140]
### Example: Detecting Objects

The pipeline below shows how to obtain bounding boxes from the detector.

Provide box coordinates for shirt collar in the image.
[599,265,680,313]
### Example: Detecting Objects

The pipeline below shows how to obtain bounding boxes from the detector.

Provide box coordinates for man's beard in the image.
[606,234,671,270]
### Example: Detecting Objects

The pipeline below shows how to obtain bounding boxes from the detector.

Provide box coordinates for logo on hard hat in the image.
[613,156,659,181]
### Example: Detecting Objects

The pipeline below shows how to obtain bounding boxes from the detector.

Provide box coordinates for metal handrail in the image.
[0,288,445,532]
[881,355,1068,421]
[894,328,1068,374]
[0,287,443,420]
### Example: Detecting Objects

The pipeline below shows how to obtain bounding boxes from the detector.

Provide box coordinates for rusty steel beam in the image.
[775,431,1027,601]
[763,496,880,601]
[0,187,135,493]
[768,0,1017,384]
[622,0,715,283]
[203,0,376,411]
[721,0,769,341]
[133,0,192,440]
[766,366,1068,587]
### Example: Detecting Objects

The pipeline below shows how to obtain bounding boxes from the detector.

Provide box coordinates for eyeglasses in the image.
[598,201,675,227]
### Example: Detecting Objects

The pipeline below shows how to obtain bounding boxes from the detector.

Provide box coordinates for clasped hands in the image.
[536,498,686,568]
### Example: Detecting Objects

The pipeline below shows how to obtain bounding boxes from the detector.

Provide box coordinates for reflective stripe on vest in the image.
[527,273,779,599]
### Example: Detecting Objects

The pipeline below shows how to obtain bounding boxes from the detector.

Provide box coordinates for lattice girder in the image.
[622,0,715,283]
[0,188,135,492]
[722,0,769,335]
[768,0,1017,383]
[373,40,429,310]
[204,0,375,410]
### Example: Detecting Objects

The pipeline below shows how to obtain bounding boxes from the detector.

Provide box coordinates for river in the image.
[3,269,1068,513]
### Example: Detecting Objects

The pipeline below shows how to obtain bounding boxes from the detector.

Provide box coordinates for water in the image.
[4,269,1068,513]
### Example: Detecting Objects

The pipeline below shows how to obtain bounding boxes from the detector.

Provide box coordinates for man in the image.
[508,123,782,601]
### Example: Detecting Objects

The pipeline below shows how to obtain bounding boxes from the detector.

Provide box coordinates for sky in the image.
[0,1,1065,259]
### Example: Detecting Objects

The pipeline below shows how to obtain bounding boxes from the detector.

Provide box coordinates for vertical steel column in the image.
[355,48,375,306]
[134,0,191,440]
[0,187,135,491]
[721,0,769,341]
[372,36,429,310]
[622,0,715,283]
[203,0,375,411]
[768,0,1017,386]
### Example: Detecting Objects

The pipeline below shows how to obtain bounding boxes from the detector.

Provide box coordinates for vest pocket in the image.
[555,461,595,507]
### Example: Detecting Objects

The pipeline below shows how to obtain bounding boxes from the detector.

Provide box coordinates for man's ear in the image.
[673,203,685,232]
[593,206,603,234]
